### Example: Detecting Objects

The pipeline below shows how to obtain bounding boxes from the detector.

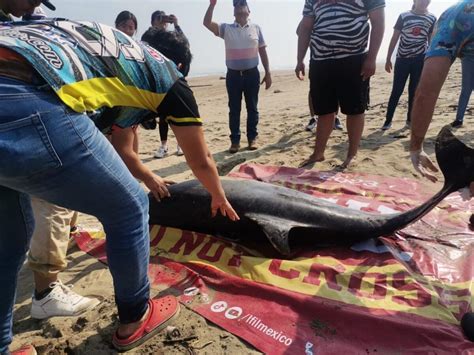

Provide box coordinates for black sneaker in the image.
[451,120,463,128]
[381,120,392,130]
[334,117,343,130]
[305,117,317,131]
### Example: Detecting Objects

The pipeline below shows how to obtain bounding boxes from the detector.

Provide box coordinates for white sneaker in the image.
[176,146,184,156]
[154,145,168,159]
[31,280,100,319]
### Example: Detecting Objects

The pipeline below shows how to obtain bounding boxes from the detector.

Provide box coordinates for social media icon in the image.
[183,287,199,297]
[211,301,227,313]
[225,306,242,320]
[200,293,211,304]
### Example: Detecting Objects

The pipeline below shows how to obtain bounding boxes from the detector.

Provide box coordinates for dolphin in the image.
[149,126,474,256]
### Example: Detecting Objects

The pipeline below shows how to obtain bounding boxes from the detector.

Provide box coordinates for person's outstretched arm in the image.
[203,0,219,36]
[110,127,173,201]
[172,125,239,220]
[410,56,451,152]
[409,56,451,182]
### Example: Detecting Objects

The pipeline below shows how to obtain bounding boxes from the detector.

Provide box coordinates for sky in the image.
[41,0,460,77]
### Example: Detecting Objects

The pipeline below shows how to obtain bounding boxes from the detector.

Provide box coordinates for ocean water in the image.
[43,0,458,77]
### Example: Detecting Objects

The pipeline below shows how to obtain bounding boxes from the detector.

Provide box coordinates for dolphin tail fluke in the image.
[436,126,474,194]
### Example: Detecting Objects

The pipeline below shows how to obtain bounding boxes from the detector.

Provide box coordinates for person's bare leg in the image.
[308,92,315,117]
[300,112,335,167]
[342,113,364,168]
[34,272,58,293]
[116,306,150,338]
[133,128,139,154]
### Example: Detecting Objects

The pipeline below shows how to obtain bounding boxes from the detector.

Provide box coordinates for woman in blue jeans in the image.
[381,0,436,130]
[452,56,474,127]
[0,18,239,354]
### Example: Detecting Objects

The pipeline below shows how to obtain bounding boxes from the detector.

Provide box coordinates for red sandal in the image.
[112,295,180,352]
[11,345,37,355]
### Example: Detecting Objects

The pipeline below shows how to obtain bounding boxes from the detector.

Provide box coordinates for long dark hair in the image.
[115,11,138,31]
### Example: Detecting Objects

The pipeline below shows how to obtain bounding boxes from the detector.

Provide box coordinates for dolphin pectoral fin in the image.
[246,213,310,256]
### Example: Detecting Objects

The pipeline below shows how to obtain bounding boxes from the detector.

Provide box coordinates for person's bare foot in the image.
[339,155,357,170]
[116,305,150,338]
[299,154,324,168]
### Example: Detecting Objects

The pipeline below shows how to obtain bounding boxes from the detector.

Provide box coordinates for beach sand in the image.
[11,63,473,353]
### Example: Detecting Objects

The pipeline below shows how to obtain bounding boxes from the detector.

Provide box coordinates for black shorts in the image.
[309,54,370,116]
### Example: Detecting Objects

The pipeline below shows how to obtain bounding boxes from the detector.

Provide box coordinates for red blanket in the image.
[75,164,474,353]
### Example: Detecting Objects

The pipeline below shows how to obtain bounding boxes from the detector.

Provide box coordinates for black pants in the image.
[386,55,424,123]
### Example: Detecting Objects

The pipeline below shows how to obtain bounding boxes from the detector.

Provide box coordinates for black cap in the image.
[151,10,166,24]
[233,0,247,6]
[42,0,56,11]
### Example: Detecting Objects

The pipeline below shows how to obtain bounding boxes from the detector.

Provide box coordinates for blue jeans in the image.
[386,55,424,123]
[456,56,474,122]
[226,67,260,145]
[0,77,150,353]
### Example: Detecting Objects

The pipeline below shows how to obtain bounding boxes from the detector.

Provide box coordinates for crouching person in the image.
[0,14,239,354]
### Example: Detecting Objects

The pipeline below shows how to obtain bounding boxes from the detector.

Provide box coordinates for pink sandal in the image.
[112,295,180,352]
[11,345,37,355]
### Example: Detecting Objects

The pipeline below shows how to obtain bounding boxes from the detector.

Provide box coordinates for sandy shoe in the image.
[229,143,240,154]
[154,145,168,159]
[11,345,37,355]
[334,116,343,130]
[305,117,317,132]
[451,120,463,128]
[31,280,100,319]
[113,296,180,352]
[248,139,258,150]
[381,120,392,130]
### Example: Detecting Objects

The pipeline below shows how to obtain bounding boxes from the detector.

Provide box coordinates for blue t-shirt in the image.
[0,20,201,131]
[426,0,474,61]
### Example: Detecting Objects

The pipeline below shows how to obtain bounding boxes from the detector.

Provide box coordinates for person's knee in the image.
[136,188,149,217]
[123,187,148,222]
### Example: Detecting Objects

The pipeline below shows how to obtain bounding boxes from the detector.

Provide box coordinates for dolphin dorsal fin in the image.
[246,213,310,256]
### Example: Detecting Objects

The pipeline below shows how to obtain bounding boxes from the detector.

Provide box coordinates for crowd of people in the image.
[0,0,473,353]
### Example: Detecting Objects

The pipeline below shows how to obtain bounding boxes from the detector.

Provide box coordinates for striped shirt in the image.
[0,20,201,132]
[394,11,436,58]
[219,21,265,70]
[303,0,385,61]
